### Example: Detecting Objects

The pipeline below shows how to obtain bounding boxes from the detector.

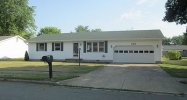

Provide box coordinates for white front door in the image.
[114,45,155,63]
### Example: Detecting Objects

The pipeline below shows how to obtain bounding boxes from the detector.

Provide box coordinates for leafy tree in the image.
[163,0,187,24]
[171,35,183,45]
[0,0,36,39]
[37,26,61,36]
[75,25,90,32]
[24,51,29,61]
[91,28,102,32]
[74,25,102,33]
[162,37,171,45]
[182,33,187,45]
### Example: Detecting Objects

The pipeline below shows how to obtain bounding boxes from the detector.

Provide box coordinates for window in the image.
[134,50,138,53]
[114,50,118,53]
[93,42,98,52]
[38,43,45,51]
[124,50,128,53]
[139,50,143,53]
[99,42,104,52]
[150,51,154,53]
[144,50,148,53]
[87,42,92,52]
[86,42,105,53]
[52,42,63,51]
[129,50,133,53]
[37,43,47,51]
[55,43,61,51]
[119,50,123,53]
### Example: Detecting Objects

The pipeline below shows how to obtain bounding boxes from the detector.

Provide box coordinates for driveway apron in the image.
[59,64,187,94]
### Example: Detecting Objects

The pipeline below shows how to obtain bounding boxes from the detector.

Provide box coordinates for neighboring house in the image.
[0,36,28,59]
[162,45,187,57]
[27,29,164,63]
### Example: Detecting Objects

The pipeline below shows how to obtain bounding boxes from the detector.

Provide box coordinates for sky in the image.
[29,0,187,38]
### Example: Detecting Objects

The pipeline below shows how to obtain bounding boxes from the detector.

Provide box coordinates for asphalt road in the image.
[0,82,186,100]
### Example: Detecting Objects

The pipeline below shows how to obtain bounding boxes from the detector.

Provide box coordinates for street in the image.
[0,82,186,100]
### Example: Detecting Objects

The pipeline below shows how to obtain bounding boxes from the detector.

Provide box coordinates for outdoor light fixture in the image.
[157,45,158,48]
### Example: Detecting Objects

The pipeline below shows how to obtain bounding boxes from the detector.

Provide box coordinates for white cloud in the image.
[120,10,143,21]
[136,0,148,5]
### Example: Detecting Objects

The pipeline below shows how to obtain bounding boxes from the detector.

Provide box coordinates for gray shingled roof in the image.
[27,29,164,42]
[0,36,14,41]
[163,45,187,50]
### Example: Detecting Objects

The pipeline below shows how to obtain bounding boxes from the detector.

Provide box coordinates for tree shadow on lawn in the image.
[161,66,187,78]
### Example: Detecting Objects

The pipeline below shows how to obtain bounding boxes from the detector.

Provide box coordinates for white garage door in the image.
[114,45,155,63]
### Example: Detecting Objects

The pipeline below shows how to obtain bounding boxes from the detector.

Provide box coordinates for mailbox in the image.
[42,55,53,80]
[42,55,53,62]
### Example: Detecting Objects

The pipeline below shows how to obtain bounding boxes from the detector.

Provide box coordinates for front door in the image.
[73,43,79,57]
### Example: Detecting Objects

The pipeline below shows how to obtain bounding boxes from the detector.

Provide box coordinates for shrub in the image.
[166,51,181,60]
[24,51,29,61]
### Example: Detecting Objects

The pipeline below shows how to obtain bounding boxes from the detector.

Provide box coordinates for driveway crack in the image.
[121,73,128,89]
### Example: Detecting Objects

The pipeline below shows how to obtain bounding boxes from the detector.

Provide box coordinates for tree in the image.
[163,0,187,24]
[171,35,183,45]
[24,51,29,61]
[182,33,187,45]
[91,28,102,32]
[75,25,90,32]
[162,37,171,45]
[74,25,102,33]
[37,26,61,36]
[0,0,36,39]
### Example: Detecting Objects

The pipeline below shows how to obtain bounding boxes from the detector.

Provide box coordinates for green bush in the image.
[24,51,29,61]
[166,51,181,60]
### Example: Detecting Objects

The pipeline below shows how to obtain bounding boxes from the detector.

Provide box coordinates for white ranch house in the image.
[27,30,164,63]
[0,36,28,59]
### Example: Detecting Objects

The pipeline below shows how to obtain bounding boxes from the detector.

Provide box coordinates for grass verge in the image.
[159,57,187,78]
[0,61,103,81]
[0,73,78,82]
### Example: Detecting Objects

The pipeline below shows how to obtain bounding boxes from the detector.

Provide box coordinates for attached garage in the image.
[114,45,155,63]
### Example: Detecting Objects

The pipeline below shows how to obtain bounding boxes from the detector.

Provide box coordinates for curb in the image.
[0,78,60,86]
[1,78,187,96]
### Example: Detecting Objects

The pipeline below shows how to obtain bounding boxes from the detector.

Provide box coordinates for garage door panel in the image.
[114,46,154,63]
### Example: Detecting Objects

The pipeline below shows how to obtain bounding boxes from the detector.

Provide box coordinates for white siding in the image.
[29,42,74,60]
[28,39,162,62]
[0,36,28,59]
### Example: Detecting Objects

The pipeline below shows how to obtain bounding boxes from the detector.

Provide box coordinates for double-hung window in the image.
[86,42,105,52]
[93,42,98,52]
[55,43,61,51]
[37,43,47,51]
[87,42,92,52]
[52,42,63,51]
[99,42,104,52]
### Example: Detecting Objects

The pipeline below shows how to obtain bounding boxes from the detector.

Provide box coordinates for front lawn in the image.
[0,61,103,81]
[159,57,187,78]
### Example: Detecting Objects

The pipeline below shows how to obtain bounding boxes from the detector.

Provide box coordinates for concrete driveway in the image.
[59,64,187,94]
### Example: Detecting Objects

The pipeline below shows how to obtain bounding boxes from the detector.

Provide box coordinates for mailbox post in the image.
[78,48,81,66]
[42,55,53,80]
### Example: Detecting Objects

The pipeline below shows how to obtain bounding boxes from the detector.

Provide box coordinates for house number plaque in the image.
[131,43,136,45]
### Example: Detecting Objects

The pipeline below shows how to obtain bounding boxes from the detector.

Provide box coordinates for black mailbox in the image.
[42,55,53,62]
[42,55,53,80]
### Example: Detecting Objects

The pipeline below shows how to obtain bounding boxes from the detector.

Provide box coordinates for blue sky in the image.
[29,0,186,37]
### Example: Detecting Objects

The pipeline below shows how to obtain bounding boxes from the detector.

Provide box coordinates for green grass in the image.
[159,57,187,78]
[0,61,103,81]
[0,73,78,82]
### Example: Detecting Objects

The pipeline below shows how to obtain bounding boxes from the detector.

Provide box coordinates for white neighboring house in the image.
[162,45,187,57]
[27,30,164,63]
[0,36,28,59]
